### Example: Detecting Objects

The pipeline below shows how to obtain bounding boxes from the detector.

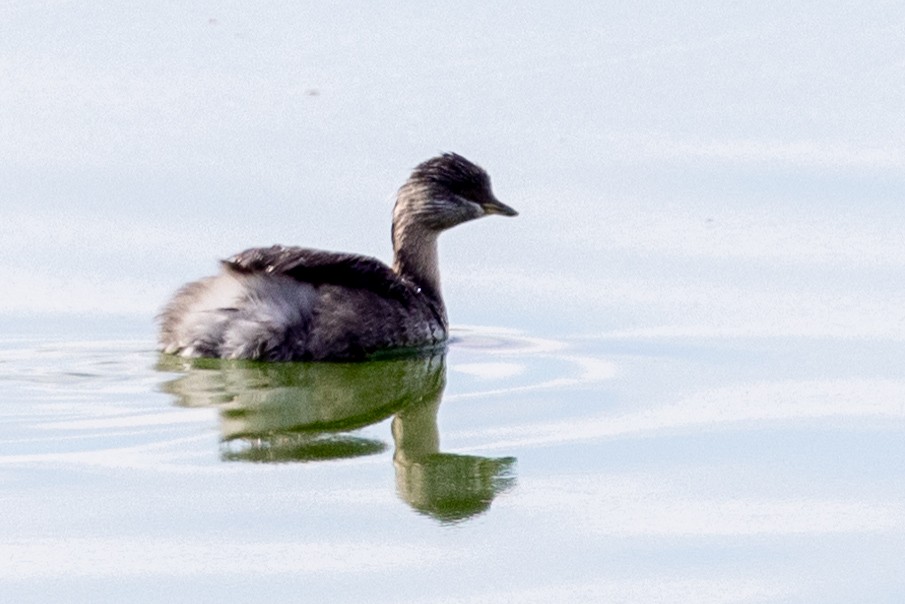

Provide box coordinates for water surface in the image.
[2,329,904,602]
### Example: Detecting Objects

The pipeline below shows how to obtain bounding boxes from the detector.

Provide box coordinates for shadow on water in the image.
[156,353,516,523]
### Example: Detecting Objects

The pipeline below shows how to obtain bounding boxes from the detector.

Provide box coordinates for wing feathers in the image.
[222,245,412,301]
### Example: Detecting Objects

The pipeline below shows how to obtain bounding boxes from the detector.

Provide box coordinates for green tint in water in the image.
[3,331,905,603]
[156,351,516,523]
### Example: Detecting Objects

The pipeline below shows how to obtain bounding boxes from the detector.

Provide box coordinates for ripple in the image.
[447,327,618,400]
[0,328,613,474]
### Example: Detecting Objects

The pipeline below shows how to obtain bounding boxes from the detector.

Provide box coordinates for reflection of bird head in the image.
[394,452,517,524]
[392,395,517,524]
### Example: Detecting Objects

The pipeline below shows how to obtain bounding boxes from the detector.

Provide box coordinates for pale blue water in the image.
[3,329,904,602]
[3,2,905,602]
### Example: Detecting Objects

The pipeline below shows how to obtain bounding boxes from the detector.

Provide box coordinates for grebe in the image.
[158,153,517,361]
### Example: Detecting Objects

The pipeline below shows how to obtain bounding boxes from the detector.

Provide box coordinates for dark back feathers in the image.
[222,245,415,302]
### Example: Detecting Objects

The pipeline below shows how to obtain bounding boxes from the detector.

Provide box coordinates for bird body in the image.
[158,153,516,361]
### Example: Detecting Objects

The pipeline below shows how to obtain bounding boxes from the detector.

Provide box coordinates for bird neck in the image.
[392,221,442,303]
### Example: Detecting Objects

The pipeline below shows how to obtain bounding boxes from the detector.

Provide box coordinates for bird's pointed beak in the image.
[482,197,518,217]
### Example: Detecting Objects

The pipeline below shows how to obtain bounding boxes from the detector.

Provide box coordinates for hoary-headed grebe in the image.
[158,153,517,361]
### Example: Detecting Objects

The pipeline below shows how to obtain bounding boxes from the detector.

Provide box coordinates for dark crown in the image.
[410,153,491,197]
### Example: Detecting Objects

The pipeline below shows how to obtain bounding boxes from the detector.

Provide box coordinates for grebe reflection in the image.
[158,352,516,523]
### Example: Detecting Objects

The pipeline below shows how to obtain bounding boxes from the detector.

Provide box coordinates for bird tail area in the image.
[157,272,315,361]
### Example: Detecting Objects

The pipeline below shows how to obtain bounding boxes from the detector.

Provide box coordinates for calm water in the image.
[3,329,904,602]
[3,2,905,602]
